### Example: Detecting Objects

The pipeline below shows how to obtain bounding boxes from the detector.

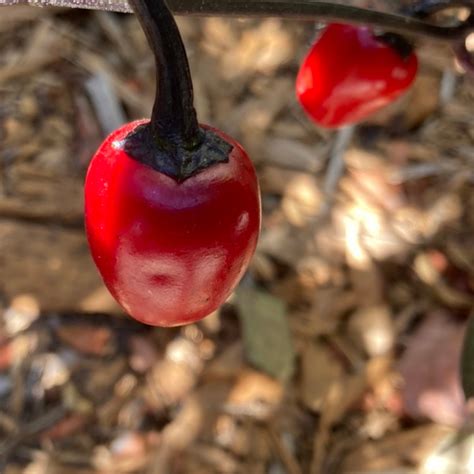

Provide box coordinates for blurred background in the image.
[0,3,474,473]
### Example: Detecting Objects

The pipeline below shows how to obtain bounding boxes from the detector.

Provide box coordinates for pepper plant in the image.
[1,0,474,398]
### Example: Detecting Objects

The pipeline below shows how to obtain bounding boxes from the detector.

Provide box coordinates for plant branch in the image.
[3,0,473,42]
[128,0,200,146]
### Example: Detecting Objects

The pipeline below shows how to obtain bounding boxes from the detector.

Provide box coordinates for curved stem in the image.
[169,0,473,41]
[5,0,474,42]
[124,0,233,181]
[129,0,200,147]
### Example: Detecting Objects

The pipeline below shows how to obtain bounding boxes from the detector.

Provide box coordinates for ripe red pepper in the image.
[84,0,260,327]
[296,23,418,128]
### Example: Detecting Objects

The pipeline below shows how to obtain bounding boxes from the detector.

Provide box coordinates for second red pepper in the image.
[296,23,419,128]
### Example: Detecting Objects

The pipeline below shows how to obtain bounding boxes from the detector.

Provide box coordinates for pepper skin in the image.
[296,23,418,128]
[85,120,261,327]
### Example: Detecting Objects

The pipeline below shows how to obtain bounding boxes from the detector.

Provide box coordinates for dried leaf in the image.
[397,311,468,427]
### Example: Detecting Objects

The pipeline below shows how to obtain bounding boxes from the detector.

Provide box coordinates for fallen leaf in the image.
[397,311,468,427]
[236,289,295,381]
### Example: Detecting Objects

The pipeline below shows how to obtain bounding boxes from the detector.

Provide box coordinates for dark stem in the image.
[129,0,201,147]
[124,0,233,182]
[375,33,415,60]
[167,0,473,41]
[5,0,474,42]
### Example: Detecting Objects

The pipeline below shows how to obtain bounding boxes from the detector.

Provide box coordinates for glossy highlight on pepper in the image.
[296,23,418,128]
[85,120,260,327]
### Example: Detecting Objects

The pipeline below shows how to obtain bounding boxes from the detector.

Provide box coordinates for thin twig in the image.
[319,125,355,216]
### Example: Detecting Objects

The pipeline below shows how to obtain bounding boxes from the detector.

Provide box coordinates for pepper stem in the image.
[375,32,415,60]
[129,0,201,148]
[124,0,233,182]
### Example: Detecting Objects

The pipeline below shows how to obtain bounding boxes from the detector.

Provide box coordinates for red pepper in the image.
[296,23,418,128]
[84,0,261,327]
